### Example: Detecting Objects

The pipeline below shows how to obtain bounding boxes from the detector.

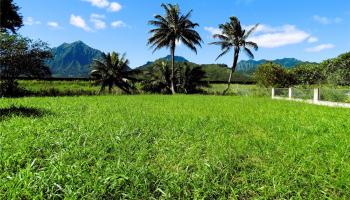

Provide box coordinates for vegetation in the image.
[141,61,207,94]
[320,52,350,86]
[0,0,23,33]
[254,62,294,88]
[148,3,202,94]
[0,33,52,97]
[48,41,103,78]
[291,63,324,85]
[1,95,350,199]
[90,52,135,94]
[210,16,258,94]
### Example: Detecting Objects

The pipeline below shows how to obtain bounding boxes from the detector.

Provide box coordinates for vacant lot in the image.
[1,96,350,199]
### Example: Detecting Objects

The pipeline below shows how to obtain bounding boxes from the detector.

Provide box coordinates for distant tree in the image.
[141,61,207,94]
[291,63,325,85]
[0,33,52,96]
[141,61,172,94]
[90,52,135,94]
[148,3,202,94]
[319,52,350,85]
[0,0,23,33]
[178,63,208,93]
[210,16,258,94]
[254,62,294,88]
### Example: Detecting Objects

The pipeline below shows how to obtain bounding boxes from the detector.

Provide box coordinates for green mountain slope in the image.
[47,41,103,78]
[237,58,304,73]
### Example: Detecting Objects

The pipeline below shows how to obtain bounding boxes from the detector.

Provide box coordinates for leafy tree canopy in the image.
[0,0,23,33]
[0,33,52,96]
[254,62,294,88]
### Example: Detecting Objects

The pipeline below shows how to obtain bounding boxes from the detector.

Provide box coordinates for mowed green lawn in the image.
[1,95,350,199]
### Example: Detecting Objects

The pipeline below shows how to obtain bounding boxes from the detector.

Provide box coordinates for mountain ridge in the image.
[47,41,312,78]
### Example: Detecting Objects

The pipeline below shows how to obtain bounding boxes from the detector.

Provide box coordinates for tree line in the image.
[0,1,260,96]
[255,51,350,88]
[1,0,349,97]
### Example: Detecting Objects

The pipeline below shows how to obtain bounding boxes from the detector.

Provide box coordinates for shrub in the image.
[254,62,294,88]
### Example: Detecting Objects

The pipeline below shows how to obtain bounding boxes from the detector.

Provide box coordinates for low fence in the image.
[272,88,350,108]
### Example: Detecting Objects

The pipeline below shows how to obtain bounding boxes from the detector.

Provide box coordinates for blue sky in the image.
[16,0,350,68]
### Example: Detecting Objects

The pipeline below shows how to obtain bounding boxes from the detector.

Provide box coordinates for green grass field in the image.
[1,95,350,199]
[17,80,270,97]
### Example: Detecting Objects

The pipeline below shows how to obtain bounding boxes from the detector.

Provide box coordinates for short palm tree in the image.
[210,16,259,94]
[90,52,135,94]
[148,3,202,94]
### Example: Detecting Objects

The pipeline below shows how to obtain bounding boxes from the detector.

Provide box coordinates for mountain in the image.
[47,41,103,77]
[237,58,303,73]
[137,55,189,70]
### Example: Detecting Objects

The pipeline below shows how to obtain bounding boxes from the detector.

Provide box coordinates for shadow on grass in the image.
[0,106,51,120]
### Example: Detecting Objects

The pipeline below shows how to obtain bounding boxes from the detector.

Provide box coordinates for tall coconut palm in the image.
[90,52,135,94]
[210,16,259,94]
[148,3,202,94]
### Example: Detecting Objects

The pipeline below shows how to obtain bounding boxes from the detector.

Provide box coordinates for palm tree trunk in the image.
[170,42,176,94]
[223,48,239,95]
[108,81,113,94]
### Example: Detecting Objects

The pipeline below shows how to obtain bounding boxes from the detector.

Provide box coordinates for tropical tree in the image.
[141,61,207,94]
[254,62,294,88]
[90,52,135,94]
[148,3,202,94]
[0,0,23,33]
[177,63,208,94]
[210,16,259,94]
[291,63,325,85]
[0,33,52,97]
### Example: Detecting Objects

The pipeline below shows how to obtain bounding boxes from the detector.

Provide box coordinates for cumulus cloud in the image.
[111,20,126,28]
[307,37,318,43]
[47,21,60,29]
[204,27,221,35]
[249,25,311,48]
[305,44,335,52]
[70,14,91,32]
[205,24,313,48]
[109,2,122,12]
[83,0,109,8]
[83,0,122,12]
[90,14,106,30]
[24,17,41,26]
[313,15,342,25]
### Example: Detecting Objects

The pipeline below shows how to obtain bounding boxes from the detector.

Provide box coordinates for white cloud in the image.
[24,17,41,26]
[109,2,122,12]
[111,20,126,28]
[204,27,221,35]
[247,25,311,48]
[205,24,316,48]
[307,37,318,43]
[83,0,109,8]
[83,0,122,12]
[70,14,91,32]
[305,44,335,52]
[47,21,60,28]
[90,14,106,30]
[313,15,342,25]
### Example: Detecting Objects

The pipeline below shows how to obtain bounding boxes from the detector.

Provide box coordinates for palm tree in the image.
[90,52,135,94]
[148,3,202,94]
[210,16,259,94]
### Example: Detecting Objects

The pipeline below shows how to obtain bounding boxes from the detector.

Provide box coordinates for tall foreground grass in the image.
[1,96,350,199]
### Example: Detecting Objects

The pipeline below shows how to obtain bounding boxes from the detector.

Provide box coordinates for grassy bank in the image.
[1,95,350,199]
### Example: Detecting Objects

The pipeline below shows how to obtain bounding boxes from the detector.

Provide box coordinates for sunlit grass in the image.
[1,95,350,198]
